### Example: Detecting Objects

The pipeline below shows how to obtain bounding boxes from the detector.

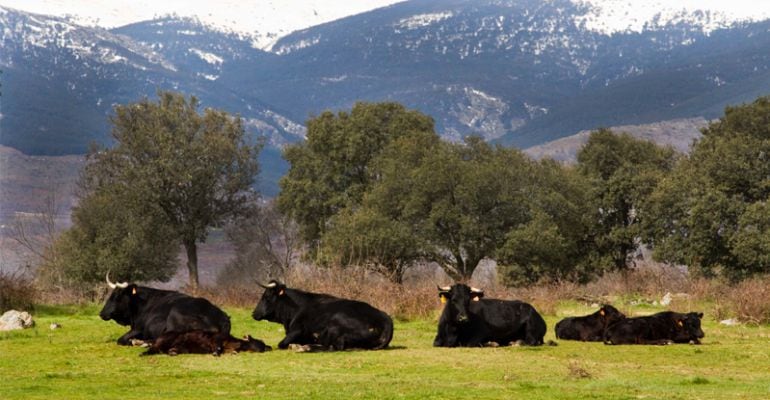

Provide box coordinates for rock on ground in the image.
[0,310,35,331]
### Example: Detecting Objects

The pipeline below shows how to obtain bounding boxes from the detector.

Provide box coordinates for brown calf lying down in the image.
[141,330,271,356]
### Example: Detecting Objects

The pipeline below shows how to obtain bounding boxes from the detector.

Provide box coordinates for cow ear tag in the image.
[440,295,447,304]
[131,287,137,295]
[278,289,285,296]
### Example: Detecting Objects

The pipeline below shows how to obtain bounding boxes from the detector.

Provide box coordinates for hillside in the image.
[524,117,710,162]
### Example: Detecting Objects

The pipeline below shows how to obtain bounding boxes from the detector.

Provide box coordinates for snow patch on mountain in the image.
[574,0,770,34]
[396,12,453,29]
[189,48,223,65]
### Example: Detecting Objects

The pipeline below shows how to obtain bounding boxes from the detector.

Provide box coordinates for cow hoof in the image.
[510,340,524,347]
[130,339,148,347]
[484,341,500,347]
[289,344,312,353]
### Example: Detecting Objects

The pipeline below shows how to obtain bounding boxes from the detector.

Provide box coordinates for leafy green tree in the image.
[577,129,677,272]
[359,136,532,281]
[51,189,179,286]
[497,160,596,285]
[278,102,435,251]
[647,96,770,280]
[66,91,261,288]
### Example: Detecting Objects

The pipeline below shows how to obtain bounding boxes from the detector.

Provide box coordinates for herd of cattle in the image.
[98,274,704,356]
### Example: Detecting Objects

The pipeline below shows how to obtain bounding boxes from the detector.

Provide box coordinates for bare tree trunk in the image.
[185,240,199,289]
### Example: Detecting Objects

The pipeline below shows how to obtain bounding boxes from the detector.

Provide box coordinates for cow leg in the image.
[278,329,305,349]
[117,329,143,346]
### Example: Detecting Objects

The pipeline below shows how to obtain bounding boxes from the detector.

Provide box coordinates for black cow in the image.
[251,281,393,350]
[141,330,271,356]
[433,284,547,347]
[99,274,231,345]
[555,304,626,341]
[604,311,704,345]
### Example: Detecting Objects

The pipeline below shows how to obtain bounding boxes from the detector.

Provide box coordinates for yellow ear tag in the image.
[472,296,480,302]
[677,320,684,327]
[599,309,605,316]
[440,296,447,304]
[131,287,137,295]
[278,289,285,296]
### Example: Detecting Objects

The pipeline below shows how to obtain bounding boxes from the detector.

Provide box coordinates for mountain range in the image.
[2,0,770,196]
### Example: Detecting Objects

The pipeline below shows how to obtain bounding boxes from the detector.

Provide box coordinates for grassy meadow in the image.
[1,303,769,400]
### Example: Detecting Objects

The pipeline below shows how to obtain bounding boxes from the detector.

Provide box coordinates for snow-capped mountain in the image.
[4,0,770,192]
[0,0,405,50]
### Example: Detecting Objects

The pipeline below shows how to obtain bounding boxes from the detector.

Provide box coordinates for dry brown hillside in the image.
[524,117,710,163]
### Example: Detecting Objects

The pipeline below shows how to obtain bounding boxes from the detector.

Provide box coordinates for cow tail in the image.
[375,317,394,350]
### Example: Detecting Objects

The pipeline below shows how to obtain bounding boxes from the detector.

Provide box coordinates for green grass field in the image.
[2,304,769,400]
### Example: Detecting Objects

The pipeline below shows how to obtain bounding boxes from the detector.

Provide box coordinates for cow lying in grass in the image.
[433,284,547,347]
[604,311,704,345]
[99,274,231,346]
[252,281,394,350]
[555,304,626,341]
[141,330,271,356]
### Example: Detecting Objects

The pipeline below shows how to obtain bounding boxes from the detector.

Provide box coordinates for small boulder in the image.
[660,292,673,306]
[719,318,740,326]
[0,310,35,331]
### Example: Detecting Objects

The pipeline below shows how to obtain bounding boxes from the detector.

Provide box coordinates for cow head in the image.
[240,335,271,352]
[675,312,705,343]
[599,304,626,325]
[438,283,484,324]
[251,280,287,321]
[99,273,136,325]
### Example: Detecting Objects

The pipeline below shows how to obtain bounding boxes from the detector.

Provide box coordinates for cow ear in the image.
[697,312,703,319]
[471,293,482,302]
[599,308,606,316]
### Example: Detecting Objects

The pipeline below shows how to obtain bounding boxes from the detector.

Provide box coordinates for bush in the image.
[0,271,37,312]
[723,277,770,324]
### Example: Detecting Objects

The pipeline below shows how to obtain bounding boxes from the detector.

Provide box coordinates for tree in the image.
[277,102,435,251]
[219,201,300,286]
[577,129,677,272]
[497,160,596,286]
[360,136,532,281]
[49,189,179,287]
[647,96,770,280]
[69,91,261,288]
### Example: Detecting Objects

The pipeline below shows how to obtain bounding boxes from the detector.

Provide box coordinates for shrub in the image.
[0,271,37,312]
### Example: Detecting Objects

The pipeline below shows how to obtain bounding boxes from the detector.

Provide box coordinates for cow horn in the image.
[106,272,128,289]
[470,286,483,293]
[258,281,277,289]
[437,285,451,292]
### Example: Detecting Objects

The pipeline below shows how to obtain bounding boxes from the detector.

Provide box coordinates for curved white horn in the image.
[437,285,451,292]
[470,286,483,293]
[106,272,117,289]
[106,272,128,289]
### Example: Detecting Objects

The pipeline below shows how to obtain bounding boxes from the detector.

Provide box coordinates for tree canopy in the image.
[57,91,261,288]
[278,101,435,250]
[646,97,770,280]
[577,129,677,272]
